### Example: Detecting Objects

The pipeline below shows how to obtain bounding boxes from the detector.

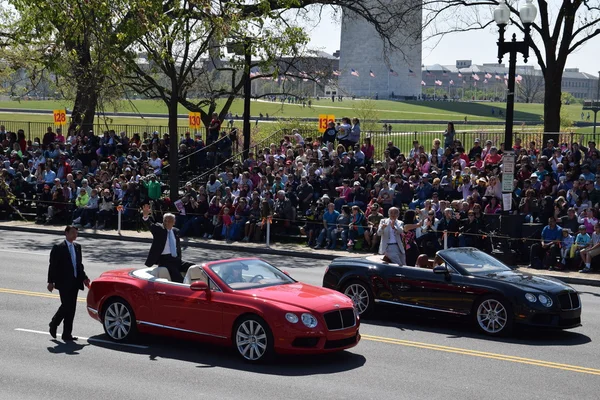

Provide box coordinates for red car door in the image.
[150,281,224,338]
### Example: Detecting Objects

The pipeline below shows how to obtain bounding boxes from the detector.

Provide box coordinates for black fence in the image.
[0,120,206,142]
[278,128,589,160]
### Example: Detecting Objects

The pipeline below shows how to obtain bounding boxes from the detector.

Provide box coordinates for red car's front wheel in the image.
[234,315,274,362]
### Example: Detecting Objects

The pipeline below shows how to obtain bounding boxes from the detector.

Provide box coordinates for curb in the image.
[0,224,338,261]
[1,224,597,287]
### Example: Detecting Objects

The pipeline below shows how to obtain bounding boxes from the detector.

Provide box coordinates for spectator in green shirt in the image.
[143,175,162,200]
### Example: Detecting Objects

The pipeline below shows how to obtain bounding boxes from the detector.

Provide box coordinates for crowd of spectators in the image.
[1,120,599,272]
[0,124,180,228]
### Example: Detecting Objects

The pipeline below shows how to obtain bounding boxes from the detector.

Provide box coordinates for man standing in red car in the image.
[141,204,191,283]
[47,226,90,341]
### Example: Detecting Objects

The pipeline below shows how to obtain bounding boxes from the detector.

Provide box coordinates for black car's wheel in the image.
[102,298,137,342]
[473,295,513,336]
[343,280,374,317]
[234,315,274,363]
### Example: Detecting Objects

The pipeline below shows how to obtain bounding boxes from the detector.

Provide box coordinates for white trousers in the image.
[386,243,406,266]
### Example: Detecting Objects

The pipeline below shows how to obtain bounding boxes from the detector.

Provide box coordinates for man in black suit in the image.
[141,204,186,283]
[47,226,90,341]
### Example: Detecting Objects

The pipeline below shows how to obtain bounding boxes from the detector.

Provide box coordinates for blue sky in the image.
[305,7,600,76]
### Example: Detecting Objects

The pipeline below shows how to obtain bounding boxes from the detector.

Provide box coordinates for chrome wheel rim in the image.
[344,284,369,315]
[477,299,508,334]
[236,320,268,361]
[104,302,132,340]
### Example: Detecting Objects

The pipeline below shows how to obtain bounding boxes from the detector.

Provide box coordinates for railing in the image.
[295,128,588,159]
[0,120,206,142]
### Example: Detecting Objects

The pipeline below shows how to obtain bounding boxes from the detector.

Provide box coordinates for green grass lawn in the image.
[0,98,589,121]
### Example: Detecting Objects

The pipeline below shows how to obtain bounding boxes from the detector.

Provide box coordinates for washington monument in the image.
[338,1,422,99]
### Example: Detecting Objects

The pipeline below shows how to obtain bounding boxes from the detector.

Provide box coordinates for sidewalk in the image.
[1,221,598,287]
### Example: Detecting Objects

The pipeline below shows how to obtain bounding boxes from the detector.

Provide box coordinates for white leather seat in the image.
[183,265,208,285]
[149,266,171,281]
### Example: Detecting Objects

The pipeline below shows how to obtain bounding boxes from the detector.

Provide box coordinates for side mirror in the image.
[433,265,449,275]
[190,280,209,292]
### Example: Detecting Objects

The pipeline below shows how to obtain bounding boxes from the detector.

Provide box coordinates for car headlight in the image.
[301,313,318,328]
[538,294,553,307]
[525,293,537,303]
[285,313,298,323]
[353,305,360,319]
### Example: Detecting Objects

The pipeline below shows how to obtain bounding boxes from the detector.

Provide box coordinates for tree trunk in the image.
[168,88,179,202]
[542,66,562,145]
[69,84,98,134]
[68,42,98,134]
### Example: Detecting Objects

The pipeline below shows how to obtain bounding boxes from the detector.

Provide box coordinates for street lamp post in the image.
[494,0,537,213]
[494,0,537,151]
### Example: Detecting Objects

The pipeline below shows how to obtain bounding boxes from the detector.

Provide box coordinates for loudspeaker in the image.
[484,214,501,233]
[500,214,525,238]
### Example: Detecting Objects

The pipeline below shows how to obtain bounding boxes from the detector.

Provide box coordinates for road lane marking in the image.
[0,288,86,302]
[4,287,600,375]
[362,334,600,376]
[15,328,149,349]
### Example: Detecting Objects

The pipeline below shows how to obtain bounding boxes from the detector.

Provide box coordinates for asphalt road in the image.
[1,231,599,400]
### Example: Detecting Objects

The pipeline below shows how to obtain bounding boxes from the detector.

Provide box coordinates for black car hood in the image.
[476,270,572,293]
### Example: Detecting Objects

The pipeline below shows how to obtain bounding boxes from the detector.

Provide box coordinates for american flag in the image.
[442,70,448,77]
[426,69,432,76]
[449,80,454,85]
[458,72,463,78]
[351,69,360,77]
[485,72,492,79]
[504,79,508,86]
[474,81,477,87]
[435,80,443,86]
[406,69,413,76]
[495,73,501,80]
[332,70,341,76]
[421,80,426,86]
[504,73,509,79]
[516,74,523,82]
[484,78,488,84]
[369,70,376,78]
[390,69,399,76]
[472,73,480,81]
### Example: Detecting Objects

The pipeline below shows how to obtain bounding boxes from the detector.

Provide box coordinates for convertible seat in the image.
[183,265,208,285]
[149,266,172,281]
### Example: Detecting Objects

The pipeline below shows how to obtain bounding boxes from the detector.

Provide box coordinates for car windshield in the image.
[208,259,295,290]
[442,250,512,275]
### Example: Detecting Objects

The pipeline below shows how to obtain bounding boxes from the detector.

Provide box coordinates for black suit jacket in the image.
[47,241,88,291]
[143,217,182,267]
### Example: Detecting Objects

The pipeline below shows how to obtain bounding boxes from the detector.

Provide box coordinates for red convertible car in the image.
[86,258,360,362]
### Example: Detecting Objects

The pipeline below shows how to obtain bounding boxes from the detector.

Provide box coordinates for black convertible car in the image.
[323,248,582,336]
